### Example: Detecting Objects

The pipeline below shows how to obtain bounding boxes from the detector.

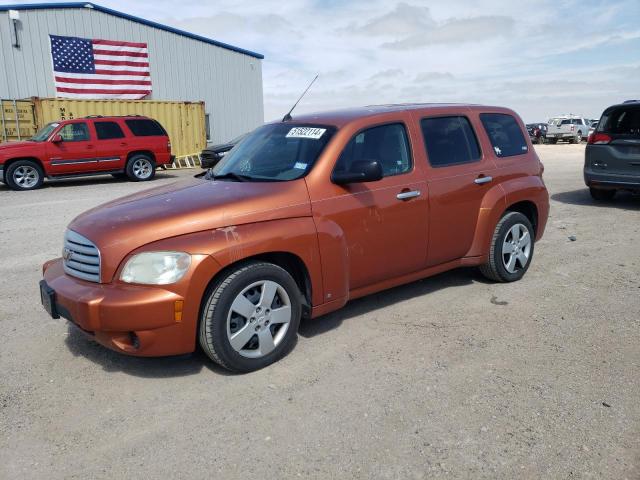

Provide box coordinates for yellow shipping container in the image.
[1,98,206,158]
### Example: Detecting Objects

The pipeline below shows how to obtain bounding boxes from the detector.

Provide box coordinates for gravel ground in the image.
[1,145,638,479]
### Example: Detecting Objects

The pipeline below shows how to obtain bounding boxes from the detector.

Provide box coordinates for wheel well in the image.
[127,150,156,163]
[2,157,45,180]
[506,201,538,235]
[206,252,313,318]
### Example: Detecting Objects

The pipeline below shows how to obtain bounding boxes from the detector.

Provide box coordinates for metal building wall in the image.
[0,6,264,143]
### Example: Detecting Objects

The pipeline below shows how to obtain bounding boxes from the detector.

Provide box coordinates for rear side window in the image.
[335,123,412,177]
[420,116,481,167]
[125,119,167,136]
[94,121,125,140]
[480,113,528,157]
[58,122,89,142]
[598,107,640,136]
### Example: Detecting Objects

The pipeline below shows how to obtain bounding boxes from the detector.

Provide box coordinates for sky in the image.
[3,0,639,123]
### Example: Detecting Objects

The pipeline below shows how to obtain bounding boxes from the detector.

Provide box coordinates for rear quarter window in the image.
[420,116,481,167]
[125,119,167,137]
[479,113,528,157]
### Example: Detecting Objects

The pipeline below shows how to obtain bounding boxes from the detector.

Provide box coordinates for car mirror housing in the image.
[332,160,383,185]
[51,134,63,143]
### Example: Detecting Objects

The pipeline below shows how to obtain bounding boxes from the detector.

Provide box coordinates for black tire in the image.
[479,211,535,283]
[5,160,44,191]
[589,187,615,201]
[199,261,302,373]
[125,154,155,182]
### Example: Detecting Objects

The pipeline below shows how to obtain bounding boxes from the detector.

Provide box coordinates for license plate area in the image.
[40,280,59,319]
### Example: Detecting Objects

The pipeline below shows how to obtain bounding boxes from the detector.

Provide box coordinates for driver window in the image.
[335,123,412,177]
[58,123,90,142]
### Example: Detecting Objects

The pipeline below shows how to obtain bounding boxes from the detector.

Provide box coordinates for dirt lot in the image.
[1,145,638,479]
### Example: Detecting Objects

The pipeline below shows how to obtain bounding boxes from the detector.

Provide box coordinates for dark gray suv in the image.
[585,101,640,200]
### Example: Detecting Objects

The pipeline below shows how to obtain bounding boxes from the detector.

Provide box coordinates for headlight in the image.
[120,251,191,285]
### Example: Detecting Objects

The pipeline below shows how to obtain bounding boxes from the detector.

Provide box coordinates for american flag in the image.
[49,34,152,99]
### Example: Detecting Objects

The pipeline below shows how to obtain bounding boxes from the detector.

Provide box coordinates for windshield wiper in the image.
[211,172,255,182]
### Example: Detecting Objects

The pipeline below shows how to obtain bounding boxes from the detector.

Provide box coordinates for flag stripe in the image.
[94,55,149,64]
[56,92,148,99]
[94,59,150,68]
[92,39,148,48]
[60,71,151,80]
[92,49,149,58]
[91,45,148,53]
[56,87,152,94]
[55,76,152,86]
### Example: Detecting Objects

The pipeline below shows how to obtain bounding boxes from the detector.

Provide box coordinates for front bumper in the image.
[42,257,215,356]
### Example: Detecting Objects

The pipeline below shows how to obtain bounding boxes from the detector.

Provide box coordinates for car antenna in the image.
[282,74,318,122]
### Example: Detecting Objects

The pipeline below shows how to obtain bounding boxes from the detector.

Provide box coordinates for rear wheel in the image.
[6,160,44,191]
[125,154,155,181]
[589,187,615,201]
[479,212,535,283]
[199,261,302,373]
[575,131,583,143]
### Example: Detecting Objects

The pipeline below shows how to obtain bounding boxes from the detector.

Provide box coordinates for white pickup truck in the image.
[546,116,589,144]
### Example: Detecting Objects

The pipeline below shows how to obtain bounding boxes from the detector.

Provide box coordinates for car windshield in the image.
[31,122,59,141]
[209,123,336,182]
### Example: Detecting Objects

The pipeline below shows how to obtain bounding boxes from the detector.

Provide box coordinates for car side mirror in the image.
[51,134,63,143]
[332,159,383,184]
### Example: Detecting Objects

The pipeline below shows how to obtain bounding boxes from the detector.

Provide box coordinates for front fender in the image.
[133,217,325,308]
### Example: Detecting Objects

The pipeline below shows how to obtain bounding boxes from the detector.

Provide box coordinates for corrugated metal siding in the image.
[32,98,206,157]
[0,7,263,143]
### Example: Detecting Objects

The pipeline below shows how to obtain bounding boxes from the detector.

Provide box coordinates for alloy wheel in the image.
[13,165,39,189]
[132,158,153,179]
[502,223,532,273]
[226,280,292,358]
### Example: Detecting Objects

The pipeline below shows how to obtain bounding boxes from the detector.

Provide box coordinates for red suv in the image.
[0,116,173,191]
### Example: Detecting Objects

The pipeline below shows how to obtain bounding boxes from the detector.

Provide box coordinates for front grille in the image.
[63,230,101,283]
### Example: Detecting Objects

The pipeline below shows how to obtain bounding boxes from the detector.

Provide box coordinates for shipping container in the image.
[1,97,206,158]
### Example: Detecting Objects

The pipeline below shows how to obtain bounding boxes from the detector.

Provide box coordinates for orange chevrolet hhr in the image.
[41,104,549,372]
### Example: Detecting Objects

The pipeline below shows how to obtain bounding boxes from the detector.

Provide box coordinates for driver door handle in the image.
[396,190,421,200]
[474,175,492,185]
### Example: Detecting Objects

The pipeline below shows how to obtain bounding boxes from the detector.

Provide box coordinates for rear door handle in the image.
[396,190,421,200]
[474,176,493,185]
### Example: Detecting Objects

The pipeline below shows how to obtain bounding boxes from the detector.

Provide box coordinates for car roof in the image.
[56,115,154,122]
[286,103,516,128]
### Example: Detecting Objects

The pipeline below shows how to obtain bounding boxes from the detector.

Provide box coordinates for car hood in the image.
[0,140,42,156]
[69,177,312,271]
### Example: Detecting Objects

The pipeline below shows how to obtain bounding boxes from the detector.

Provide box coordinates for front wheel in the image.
[479,212,535,282]
[6,160,44,191]
[199,262,302,373]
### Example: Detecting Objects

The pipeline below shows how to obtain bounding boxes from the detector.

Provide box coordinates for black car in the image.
[200,133,247,169]
[584,101,640,200]
[526,123,548,144]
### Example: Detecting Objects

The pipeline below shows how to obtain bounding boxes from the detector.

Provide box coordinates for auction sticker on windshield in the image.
[286,127,326,139]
